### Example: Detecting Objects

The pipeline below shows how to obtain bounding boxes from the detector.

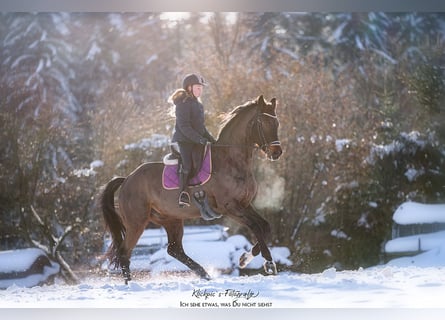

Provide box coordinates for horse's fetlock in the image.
[121,265,131,284]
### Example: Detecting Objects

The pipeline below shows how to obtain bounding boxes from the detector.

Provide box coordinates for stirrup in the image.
[179,191,191,208]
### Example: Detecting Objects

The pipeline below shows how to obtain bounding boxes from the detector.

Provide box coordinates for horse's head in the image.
[252,95,283,161]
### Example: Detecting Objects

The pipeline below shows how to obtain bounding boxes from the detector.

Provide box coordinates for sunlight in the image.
[160,12,238,25]
[160,12,190,22]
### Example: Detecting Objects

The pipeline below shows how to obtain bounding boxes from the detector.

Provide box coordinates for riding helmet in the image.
[182,73,206,90]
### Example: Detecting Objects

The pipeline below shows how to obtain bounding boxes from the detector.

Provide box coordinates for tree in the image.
[1,12,444,278]
[0,13,100,274]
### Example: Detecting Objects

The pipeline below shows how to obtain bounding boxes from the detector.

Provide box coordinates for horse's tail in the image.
[101,176,126,268]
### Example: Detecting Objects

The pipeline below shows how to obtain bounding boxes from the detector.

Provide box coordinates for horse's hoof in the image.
[200,272,212,281]
[239,251,254,269]
[202,274,211,281]
[263,260,277,275]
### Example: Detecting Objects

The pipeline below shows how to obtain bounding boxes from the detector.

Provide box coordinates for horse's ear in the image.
[270,98,277,107]
[257,95,266,105]
[268,98,277,114]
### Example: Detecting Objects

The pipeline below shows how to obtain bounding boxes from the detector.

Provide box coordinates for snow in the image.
[330,229,350,240]
[385,231,445,254]
[2,206,445,311]
[72,160,104,177]
[371,48,397,64]
[2,243,445,309]
[0,248,47,273]
[404,167,422,182]
[384,202,445,256]
[0,248,60,289]
[392,201,445,224]
[368,201,378,208]
[103,226,292,274]
[146,54,158,65]
[335,138,351,152]
[366,130,431,165]
[50,13,70,36]
[86,42,101,61]
[2,265,445,309]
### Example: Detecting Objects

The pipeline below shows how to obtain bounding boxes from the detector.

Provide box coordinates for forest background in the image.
[1,12,444,282]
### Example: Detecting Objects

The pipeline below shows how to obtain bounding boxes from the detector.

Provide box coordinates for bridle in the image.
[213,110,281,154]
[255,111,281,156]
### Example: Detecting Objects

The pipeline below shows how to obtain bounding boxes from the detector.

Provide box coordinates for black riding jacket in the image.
[172,91,214,145]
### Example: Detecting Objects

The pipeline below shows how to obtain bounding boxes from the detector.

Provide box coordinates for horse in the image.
[101,95,283,283]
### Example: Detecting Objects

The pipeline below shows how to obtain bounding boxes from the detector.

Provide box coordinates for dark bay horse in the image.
[101,95,283,283]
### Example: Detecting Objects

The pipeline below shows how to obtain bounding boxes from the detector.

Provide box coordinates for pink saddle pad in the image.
[162,145,212,190]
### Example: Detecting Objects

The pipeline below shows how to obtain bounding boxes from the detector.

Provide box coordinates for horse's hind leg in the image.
[163,219,211,280]
[118,223,146,284]
[119,204,150,283]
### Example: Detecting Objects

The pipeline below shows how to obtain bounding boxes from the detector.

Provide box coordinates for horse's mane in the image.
[217,99,258,138]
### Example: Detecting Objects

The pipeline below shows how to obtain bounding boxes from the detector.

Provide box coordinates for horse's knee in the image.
[253,218,271,240]
[261,220,271,238]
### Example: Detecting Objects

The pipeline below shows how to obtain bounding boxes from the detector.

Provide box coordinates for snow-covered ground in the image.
[2,264,445,309]
[102,225,292,275]
[2,239,445,309]
[2,202,445,320]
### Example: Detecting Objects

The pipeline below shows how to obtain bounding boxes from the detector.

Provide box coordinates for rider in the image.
[168,73,217,208]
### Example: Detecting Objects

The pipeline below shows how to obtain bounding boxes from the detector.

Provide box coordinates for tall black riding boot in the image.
[178,170,191,208]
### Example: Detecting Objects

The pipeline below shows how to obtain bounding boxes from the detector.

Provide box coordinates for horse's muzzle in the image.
[265,142,282,161]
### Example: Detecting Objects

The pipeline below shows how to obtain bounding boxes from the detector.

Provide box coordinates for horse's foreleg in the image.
[239,244,277,275]
[228,204,277,275]
[163,220,211,280]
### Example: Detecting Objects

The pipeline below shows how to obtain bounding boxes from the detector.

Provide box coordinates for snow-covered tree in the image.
[1,12,444,277]
[0,13,99,278]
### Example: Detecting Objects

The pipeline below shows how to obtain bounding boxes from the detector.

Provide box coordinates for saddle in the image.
[162,143,181,166]
[162,143,212,190]
[162,144,221,220]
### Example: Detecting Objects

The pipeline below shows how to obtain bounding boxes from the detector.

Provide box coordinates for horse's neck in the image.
[217,107,256,148]
[215,114,256,167]
[215,142,254,162]
[217,134,252,162]
[212,145,255,177]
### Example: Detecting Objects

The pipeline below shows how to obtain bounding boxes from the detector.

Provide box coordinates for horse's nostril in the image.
[271,148,282,160]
